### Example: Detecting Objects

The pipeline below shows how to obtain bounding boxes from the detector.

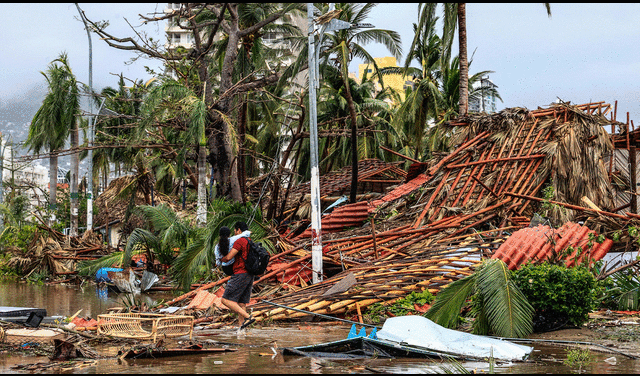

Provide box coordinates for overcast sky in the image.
[2,3,640,124]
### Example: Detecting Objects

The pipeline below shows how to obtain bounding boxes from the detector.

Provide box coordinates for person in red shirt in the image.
[220,221,256,331]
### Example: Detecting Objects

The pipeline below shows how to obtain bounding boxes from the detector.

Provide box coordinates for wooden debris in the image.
[146,102,640,326]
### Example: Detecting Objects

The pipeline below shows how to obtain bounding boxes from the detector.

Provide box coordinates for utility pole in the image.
[307,4,355,283]
[308,3,323,283]
[0,134,5,229]
[75,3,94,231]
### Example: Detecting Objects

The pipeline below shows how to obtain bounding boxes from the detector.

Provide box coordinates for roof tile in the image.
[492,222,613,270]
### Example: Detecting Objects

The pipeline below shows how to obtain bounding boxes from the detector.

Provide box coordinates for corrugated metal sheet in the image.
[295,201,373,239]
[604,149,640,212]
[282,159,406,212]
[491,222,612,270]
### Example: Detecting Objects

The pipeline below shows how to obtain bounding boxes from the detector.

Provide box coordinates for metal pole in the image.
[0,134,5,229]
[75,3,94,231]
[262,300,381,329]
[308,3,323,283]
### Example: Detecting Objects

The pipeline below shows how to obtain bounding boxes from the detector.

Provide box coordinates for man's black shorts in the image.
[222,272,254,304]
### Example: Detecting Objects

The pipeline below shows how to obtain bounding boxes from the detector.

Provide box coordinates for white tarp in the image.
[376,315,533,361]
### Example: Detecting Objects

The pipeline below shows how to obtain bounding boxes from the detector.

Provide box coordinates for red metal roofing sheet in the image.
[492,222,613,270]
[295,201,372,239]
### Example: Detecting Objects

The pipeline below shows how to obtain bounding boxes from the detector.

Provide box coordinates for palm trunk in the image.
[70,126,79,237]
[238,100,248,203]
[196,143,207,227]
[49,153,58,226]
[213,6,243,202]
[458,3,468,117]
[343,79,359,204]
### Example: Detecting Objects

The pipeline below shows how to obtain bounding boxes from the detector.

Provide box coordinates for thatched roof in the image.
[293,101,617,240]
[94,175,180,229]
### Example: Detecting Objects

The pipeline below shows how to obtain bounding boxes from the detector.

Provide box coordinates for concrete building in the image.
[164,3,307,87]
[0,140,49,213]
[469,76,499,114]
[355,56,414,104]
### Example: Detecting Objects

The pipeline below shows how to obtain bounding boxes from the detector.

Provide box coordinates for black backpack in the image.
[221,264,234,276]
[243,239,270,276]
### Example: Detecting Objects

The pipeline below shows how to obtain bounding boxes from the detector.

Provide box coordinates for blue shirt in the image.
[215,230,251,266]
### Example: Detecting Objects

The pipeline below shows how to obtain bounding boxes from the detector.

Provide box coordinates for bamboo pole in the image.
[450,147,492,207]
[631,146,637,214]
[446,154,545,169]
[506,192,629,220]
[414,169,452,228]
[429,157,471,222]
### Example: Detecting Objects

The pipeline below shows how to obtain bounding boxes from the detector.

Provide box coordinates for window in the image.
[171,33,181,44]
[263,32,278,43]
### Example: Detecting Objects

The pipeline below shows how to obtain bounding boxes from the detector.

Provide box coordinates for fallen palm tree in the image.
[6,226,113,278]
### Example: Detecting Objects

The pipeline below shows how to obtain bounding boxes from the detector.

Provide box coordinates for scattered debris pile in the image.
[6,226,112,279]
[14,101,640,331]
[164,101,640,326]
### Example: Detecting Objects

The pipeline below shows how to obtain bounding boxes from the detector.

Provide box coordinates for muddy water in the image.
[0,277,179,318]
[2,278,640,374]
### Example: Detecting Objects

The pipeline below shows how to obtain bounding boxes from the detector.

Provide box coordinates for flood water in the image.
[2,278,640,374]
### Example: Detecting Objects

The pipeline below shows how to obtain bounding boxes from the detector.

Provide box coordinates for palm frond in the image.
[170,233,208,291]
[475,259,534,338]
[122,228,160,269]
[136,204,178,233]
[425,274,476,328]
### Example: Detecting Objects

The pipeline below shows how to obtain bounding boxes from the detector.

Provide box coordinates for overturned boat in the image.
[283,316,532,361]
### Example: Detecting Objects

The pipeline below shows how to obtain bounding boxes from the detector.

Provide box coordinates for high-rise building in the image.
[469,76,498,114]
[163,4,307,87]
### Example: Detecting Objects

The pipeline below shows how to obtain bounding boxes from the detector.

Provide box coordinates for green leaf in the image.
[476,259,534,338]
[425,274,476,328]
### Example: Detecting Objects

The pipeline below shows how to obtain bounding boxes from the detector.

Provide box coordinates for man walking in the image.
[220,221,256,332]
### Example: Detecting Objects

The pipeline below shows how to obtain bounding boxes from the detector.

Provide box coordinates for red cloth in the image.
[231,237,250,275]
[72,317,99,328]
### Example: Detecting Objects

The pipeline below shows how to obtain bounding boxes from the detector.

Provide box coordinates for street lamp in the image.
[307,3,358,284]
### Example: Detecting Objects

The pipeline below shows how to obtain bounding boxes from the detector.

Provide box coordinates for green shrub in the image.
[365,290,434,323]
[564,348,592,370]
[512,262,598,327]
[0,224,37,253]
[388,290,434,316]
[599,266,640,311]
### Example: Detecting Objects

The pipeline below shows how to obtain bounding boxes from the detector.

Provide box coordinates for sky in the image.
[2,3,640,126]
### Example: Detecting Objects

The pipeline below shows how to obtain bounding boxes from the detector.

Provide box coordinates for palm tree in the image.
[456,3,469,116]
[387,9,443,160]
[229,3,305,199]
[317,3,402,203]
[313,65,398,173]
[26,53,80,227]
[87,75,145,188]
[425,258,534,338]
[388,4,504,160]
[141,79,209,227]
[440,3,551,116]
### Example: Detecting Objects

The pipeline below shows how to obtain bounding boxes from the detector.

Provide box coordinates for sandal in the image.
[240,315,255,330]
